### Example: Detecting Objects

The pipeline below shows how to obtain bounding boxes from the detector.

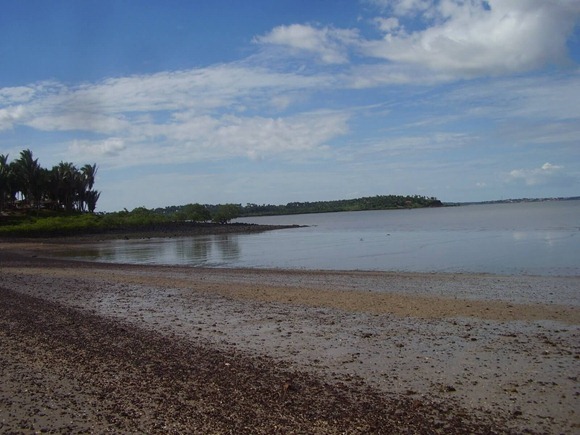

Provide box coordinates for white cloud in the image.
[81,65,324,113]
[339,131,475,162]
[0,105,26,130]
[28,112,130,135]
[2,1,579,211]
[1,65,327,132]
[363,0,580,77]
[367,0,432,16]
[69,137,127,158]
[0,60,354,172]
[507,162,566,186]
[499,120,580,148]
[541,162,562,171]
[253,1,579,87]
[168,111,347,163]
[347,63,454,88]
[255,24,359,64]
[63,110,349,169]
[269,95,298,111]
[0,86,36,105]
[206,112,348,160]
[434,72,580,147]
[374,17,401,33]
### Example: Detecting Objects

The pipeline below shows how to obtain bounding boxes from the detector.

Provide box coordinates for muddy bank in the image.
[1,247,579,433]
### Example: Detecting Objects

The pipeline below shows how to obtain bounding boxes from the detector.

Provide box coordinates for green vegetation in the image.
[239,194,442,216]
[1,149,442,237]
[0,209,145,237]
[173,203,212,222]
[211,204,242,224]
[0,213,102,236]
[0,194,443,237]
[152,195,442,220]
[0,203,236,237]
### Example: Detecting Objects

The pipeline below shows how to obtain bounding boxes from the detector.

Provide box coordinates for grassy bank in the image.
[0,211,295,239]
[0,211,163,237]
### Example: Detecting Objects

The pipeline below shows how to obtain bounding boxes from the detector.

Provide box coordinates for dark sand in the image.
[1,238,579,433]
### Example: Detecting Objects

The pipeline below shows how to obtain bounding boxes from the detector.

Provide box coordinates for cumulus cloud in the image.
[507,162,565,186]
[255,24,359,64]
[253,0,579,87]
[363,0,580,77]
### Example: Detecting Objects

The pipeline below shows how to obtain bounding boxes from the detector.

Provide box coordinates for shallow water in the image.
[66,201,580,276]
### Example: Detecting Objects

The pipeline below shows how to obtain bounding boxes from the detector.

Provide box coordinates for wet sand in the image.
[1,241,579,433]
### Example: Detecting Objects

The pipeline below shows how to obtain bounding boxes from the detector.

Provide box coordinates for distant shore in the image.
[1,241,578,433]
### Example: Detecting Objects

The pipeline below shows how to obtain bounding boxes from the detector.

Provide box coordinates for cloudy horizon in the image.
[1,0,579,211]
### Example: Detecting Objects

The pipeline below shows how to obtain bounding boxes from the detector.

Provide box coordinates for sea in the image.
[66,200,580,276]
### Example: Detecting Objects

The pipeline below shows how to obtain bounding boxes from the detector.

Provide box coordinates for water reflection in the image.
[62,201,580,276]
[511,230,576,249]
[67,234,242,266]
[174,237,210,263]
[512,231,528,241]
[214,234,241,261]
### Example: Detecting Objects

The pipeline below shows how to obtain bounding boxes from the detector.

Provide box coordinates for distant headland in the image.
[158,194,444,218]
[446,196,580,206]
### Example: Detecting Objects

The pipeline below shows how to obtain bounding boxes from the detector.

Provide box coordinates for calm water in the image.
[67,201,580,276]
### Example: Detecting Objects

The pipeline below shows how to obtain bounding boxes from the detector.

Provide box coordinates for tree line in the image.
[0,149,100,213]
[152,195,443,220]
[128,203,241,225]
[239,194,443,216]
[0,149,442,227]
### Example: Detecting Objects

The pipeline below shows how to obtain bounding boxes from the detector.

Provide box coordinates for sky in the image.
[1,0,579,212]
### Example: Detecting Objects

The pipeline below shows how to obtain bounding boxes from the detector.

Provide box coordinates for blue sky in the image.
[1,0,579,212]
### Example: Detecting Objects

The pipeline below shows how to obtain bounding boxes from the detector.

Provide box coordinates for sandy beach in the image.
[1,240,579,434]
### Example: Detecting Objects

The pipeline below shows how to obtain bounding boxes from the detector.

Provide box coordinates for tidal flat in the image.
[1,241,579,433]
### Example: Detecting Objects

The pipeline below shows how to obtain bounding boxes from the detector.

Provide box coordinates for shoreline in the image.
[5,251,579,324]
[1,242,579,433]
[4,238,579,308]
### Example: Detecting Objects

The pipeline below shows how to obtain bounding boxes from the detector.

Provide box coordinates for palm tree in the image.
[2,150,101,213]
[0,154,9,212]
[56,162,79,212]
[14,149,44,209]
[85,190,101,213]
[81,164,98,190]
[79,164,98,211]
[7,161,20,208]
